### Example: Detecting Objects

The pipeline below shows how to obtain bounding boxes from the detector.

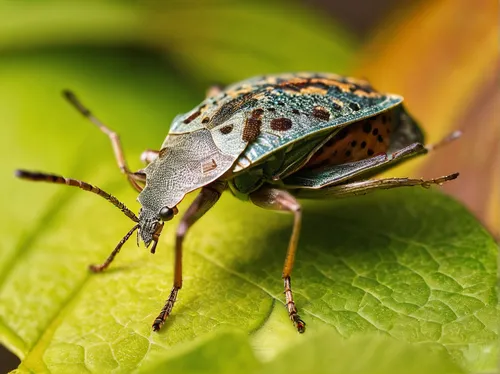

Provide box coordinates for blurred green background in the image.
[0,0,497,373]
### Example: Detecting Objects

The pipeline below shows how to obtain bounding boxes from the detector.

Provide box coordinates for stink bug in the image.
[16,72,460,333]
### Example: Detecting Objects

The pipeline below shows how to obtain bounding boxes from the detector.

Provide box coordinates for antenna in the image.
[15,170,138,222]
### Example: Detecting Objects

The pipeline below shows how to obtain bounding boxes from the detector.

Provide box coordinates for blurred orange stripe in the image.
[355,0,498,235]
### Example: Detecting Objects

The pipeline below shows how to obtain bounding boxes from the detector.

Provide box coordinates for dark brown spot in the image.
[325,139,335,147]
[377,135,384,143]
[372,128,379,135]
[183,110,201,124]
[349,102,360,111]
[382,115,387,124]
[312,106,331,121]
[270,117,293,131]
[360,83,374,92]
[345,150,351,157]
[242,117,262,142]
[333,150,338,156]
[278,78,309,91]
[283,83,302,92]
[332,102,342,111]
[360,141,367,149]
[292,109,300,115]
[252,108,264,117]
[267,107,276,112]
[202,117,210,124]
[331,85,342,93]
[367,149,374,156]
[363,122,372,133]
[277,101,285,106]
[351,140,357,147]
[210,92,257,129]
[337,128,348,139]
[220,125,233,134]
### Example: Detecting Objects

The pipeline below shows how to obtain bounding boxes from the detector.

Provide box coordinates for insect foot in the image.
[152,286,180,331]
[284,277,306,333]
[88,264,106,273]
[88,225,140,274]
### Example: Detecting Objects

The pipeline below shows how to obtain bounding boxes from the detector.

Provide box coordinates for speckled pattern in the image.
[305,111,393,168]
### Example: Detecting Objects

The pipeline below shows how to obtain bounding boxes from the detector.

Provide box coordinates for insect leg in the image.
[293,173,459,199]
[63,90,142,192]
[152,180,226,331]
[15,169,141,270]
[425,130,462,152]
[89,225,139,272]
[127,171,146,192]
[249,187,306,333]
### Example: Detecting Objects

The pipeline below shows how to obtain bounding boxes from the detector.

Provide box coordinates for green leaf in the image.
[0,49,497,374]
[139,331,260,374]
[139,330,466,374]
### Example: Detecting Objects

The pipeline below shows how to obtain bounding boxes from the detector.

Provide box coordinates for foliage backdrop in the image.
[0,1,497,373]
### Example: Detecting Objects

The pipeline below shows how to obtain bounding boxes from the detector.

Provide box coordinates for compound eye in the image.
[158,206,174,221]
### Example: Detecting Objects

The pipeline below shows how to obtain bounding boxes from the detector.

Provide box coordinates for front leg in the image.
[152,180,226,331]
[249,187,306,333]
[63,91,144,192]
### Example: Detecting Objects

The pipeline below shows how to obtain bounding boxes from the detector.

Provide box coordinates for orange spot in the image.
[299,86,328,95]
[353,89,381,98]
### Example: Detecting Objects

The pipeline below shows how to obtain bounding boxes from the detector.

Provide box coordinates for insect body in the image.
[16,72,460,333]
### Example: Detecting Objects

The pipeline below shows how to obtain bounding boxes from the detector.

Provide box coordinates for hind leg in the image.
[250,187,306,333]
[294,173,459,199]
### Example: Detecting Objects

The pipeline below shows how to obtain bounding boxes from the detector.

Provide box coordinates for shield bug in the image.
[16,72,460,333]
